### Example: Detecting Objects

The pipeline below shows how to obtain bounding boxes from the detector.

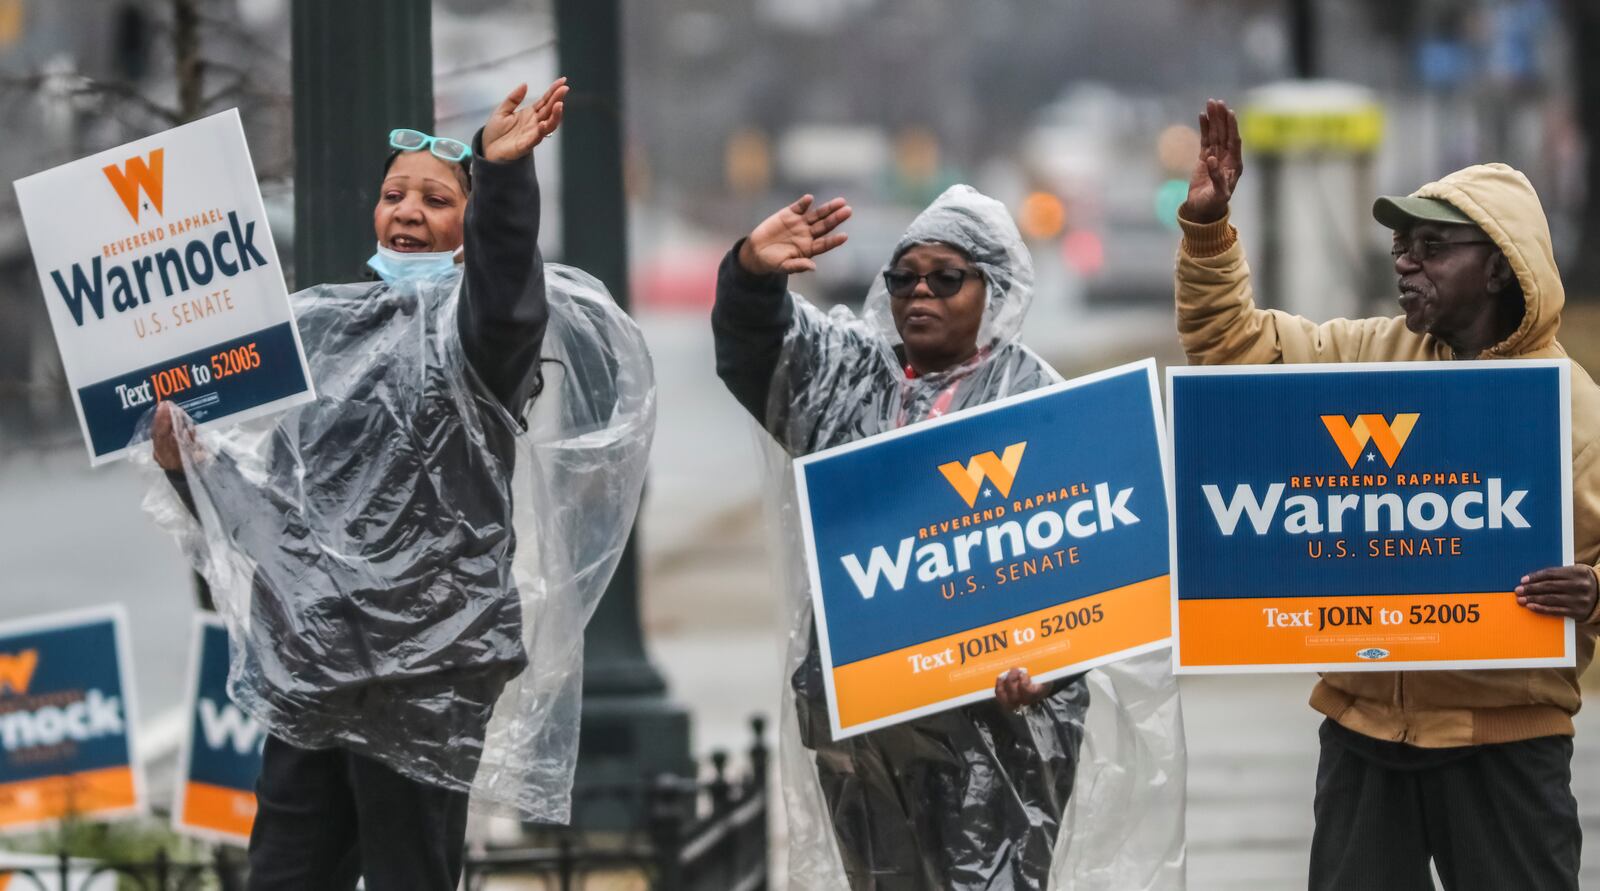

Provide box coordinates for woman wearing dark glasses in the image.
[149,78,655,889]
[711,187,1184,889]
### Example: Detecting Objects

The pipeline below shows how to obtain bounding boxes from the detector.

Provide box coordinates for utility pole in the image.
[290,0,688,829]
[1563,0,1600,293]
[174,0,208,612]
[555,0,692,830]
[172,0,202,123]
[1289,0,1317,79]
[290,0,432,289]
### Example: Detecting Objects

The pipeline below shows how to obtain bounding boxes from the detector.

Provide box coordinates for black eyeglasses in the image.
[883,267,977,299]
[1390,238,1494,263]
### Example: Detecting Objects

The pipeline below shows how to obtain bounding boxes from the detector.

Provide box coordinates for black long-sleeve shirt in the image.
[711,239,792,425]
[168,132,549,499]
[457,129,549,416]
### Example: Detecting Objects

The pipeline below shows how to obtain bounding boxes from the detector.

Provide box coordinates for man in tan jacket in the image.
[1176,99,1600,890]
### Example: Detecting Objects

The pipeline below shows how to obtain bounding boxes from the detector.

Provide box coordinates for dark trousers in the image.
[810,680,1088,891]
[247,735,471,891]
[1309,718,1580,891]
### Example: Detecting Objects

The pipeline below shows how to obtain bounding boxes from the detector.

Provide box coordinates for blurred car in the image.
[805,202,918,309]
[1021,83,1188,308]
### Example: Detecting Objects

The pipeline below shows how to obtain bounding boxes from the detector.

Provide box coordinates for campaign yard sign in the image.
[172,615,263,844]
[0,607,144,833]
[795,360,1173,739]
[1170,361,1573,673]
[13,108,313,465]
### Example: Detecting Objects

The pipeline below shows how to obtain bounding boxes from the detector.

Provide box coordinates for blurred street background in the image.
[3,0,1600,887]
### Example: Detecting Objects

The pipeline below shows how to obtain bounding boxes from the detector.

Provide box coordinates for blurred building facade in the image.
[0,0,1583,445]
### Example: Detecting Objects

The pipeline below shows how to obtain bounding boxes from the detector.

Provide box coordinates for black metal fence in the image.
[0,717,769,891]
[0,849,245,891]
[465,715,770,890]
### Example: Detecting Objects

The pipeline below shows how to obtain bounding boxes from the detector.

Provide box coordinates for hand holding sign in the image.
[152,402,184,471]
[1516,566,1599,620]
[994,668,1051,711]
[151,401,207,472]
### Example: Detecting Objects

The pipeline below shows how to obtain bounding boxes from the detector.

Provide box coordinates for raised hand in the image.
[737,194,852,276]
[1181,98,1244,225]
[481,78,568,163]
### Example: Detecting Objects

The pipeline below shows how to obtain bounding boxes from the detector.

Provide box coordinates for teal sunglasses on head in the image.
[388,129,471,163]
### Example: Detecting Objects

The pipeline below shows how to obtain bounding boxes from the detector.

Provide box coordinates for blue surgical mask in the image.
[367,242,460,284]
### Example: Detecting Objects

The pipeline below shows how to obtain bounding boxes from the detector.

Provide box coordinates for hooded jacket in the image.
[714,187,1079,891]
[1175,162,1600,747]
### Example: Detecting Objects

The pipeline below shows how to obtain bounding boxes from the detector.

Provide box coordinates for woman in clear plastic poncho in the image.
[713,185,1185,889]
[144,80,653,889]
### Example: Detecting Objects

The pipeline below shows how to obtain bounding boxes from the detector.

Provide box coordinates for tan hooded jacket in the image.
[1175,162,1600,747]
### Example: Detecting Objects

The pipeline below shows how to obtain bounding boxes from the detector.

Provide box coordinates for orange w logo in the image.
[1320,413,1419,468]
[102,148,165,223]
[938,442,1026,508]
[0,649,38,696]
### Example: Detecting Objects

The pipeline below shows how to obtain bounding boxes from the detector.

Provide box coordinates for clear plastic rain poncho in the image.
[747,186,1186,889]
[141,263,653,822]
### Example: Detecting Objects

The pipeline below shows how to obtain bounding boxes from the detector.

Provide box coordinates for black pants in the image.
[1309,718,1580,891]
[247,735,471,891]
[809,679,1089,890]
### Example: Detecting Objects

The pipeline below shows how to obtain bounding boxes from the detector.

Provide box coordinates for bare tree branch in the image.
[193,9,291,65]
[198,59,264,82]
[68,75,184,125]
[201,78,289,111]
[173,0,203,122]
[434,40,556,81]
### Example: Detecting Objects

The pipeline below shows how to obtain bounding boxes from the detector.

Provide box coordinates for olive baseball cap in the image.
[1372,195,1475,231]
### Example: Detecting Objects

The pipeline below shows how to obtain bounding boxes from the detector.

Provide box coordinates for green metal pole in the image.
[291,0,432,288]
[556,0,692,830]
[1289,0,1317,79]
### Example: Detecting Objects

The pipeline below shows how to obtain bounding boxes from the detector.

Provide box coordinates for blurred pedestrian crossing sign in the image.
[1241,81,1384,155]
